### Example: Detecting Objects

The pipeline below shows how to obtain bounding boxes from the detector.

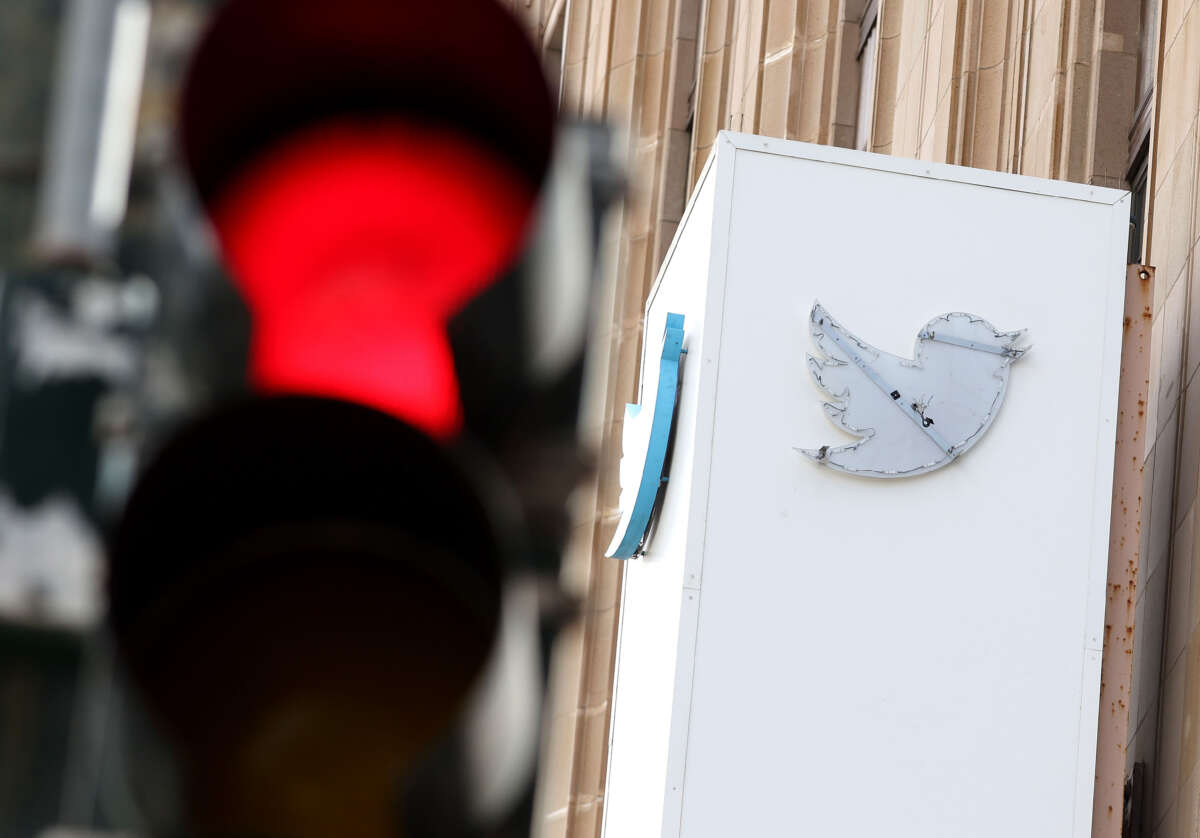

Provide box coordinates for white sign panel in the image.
[603,133,1129,838]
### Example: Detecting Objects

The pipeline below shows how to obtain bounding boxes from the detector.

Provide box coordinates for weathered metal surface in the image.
[798,301,1030,477]
[1091,264,1153,838]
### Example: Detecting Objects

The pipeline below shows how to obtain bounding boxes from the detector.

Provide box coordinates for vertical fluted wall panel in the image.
[516,0,1157,834]
[691,0,736,186]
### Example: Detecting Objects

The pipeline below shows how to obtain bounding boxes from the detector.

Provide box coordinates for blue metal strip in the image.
[608,312,685,559]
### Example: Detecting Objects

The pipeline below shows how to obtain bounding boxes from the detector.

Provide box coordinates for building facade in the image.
[505,1,1197,836]
[0,0,1189,835]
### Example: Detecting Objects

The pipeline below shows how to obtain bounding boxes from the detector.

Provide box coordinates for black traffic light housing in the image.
[99,0,615,835]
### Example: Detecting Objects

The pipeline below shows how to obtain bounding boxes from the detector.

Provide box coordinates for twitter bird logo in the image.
[798,302,1029,478]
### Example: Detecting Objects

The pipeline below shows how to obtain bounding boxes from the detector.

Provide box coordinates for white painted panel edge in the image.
[679,134,738,592]
[600,530,633,838]
[659,137,737,837]
[600,147,721,838]
[1076,648,1106,835]
[660,587,701,838]
[718,131,1129,206]
[1071,193,1132,838]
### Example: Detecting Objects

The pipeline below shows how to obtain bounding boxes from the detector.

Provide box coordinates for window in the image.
[1136,0,1158,114]
[855,0,879,151]
[1127,141,1149,264]
[1127,0,1156,263]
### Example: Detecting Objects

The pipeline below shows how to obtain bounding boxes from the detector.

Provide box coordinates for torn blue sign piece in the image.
[606,312,685,559]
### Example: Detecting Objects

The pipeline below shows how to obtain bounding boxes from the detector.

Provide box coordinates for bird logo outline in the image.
[797,302,1030,478]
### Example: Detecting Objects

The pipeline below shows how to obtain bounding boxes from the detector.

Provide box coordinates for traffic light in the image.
[101,1,613,835]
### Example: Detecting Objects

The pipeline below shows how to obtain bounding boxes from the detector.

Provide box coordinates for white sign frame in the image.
[602,132,1129,838]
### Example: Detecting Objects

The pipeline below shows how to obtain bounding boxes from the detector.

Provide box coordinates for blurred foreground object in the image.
[106,0,615,835]
[33,0,149,263]
[1,0,619,835]
[0,0,153,633]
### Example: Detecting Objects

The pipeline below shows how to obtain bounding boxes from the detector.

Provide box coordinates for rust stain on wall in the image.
[1092,265,1154,838]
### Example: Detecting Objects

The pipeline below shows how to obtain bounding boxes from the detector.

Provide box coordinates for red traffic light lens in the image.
[211,120,536,437]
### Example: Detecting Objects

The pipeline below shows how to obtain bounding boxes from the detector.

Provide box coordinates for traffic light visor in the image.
[180,0,554,205]
[179,0,556,437]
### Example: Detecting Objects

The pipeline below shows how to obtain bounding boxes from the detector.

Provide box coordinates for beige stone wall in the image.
[865,0,1137,183]
[530,2,704,833]
[513,1,1180,836]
